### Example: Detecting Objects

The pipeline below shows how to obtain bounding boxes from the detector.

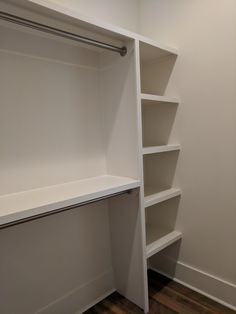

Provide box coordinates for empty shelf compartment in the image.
[145,195,181,258]
[139,41,177,96]
[142,97,179,147]
[143,151,180,196]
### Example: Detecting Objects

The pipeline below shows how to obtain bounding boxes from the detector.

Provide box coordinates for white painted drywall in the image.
[140,0,236,301]
[45,0,140,32]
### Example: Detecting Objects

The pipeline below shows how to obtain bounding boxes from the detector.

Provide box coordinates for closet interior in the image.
[0,1,182,313]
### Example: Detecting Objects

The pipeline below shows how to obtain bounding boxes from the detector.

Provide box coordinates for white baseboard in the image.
[77,288,116,314]
[35,269,114,314]
[150,262,236,311]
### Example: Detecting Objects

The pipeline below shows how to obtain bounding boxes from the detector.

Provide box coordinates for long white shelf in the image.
[142,144,180,155]
[144,188,181,208]
[0,175,140,226]
[141,93,180,104]
[28,0,178,56]
[146,229,182,258]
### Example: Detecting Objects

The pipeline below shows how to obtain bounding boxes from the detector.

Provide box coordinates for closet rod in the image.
[0,11,127,56]
[0,189,133,230]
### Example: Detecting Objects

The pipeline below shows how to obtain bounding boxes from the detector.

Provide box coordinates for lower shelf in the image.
[142,144,180,155]
[0,175,140,226]
[146,226,182,258]
[144,188,181,208]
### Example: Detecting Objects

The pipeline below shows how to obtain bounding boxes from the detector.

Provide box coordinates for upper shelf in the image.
[139,37,178,62]
[141,93,180,104]
[1,0,178,57]
[0,175,140,226]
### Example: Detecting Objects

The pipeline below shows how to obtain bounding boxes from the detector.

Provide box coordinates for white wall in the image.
[140,0,236,307]
[46,0,140,32]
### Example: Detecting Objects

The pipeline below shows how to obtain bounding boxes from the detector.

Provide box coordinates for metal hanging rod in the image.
[0,189,132,230]
[0,11,127,56]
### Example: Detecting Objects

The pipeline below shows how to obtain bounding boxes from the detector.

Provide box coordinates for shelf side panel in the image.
[109,190,146,310]
[99,41,140,179]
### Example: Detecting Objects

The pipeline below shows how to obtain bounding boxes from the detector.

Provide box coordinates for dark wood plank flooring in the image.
[84,270,235,314]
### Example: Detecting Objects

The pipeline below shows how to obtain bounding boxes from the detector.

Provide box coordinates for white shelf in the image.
[144,188,181,208]
[0,175,140,226]
[146,228,182,258]
[142,144,180,155]
[18,0,178,57]
[138,36,178,61]
[141,93,180,104]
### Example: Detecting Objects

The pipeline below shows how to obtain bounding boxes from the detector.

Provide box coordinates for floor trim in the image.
[150,266,236,311]
[77,288,116,314]
[35,269,114,314]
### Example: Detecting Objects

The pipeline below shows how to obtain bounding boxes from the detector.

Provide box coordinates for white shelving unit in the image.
[136,36,183,310]
[0,1,183,313]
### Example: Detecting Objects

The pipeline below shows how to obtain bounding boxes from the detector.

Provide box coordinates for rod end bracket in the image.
[120,46,127,56]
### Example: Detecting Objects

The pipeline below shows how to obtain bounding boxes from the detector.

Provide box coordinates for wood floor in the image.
[84,270,235,314]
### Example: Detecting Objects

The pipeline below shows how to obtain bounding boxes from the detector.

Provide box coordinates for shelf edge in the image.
[144,188,181,208]
[141,93,180,104]
[146,231,182,258]
[142,144,181,155]
[138,35,178,56]
[0,176,141,227]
